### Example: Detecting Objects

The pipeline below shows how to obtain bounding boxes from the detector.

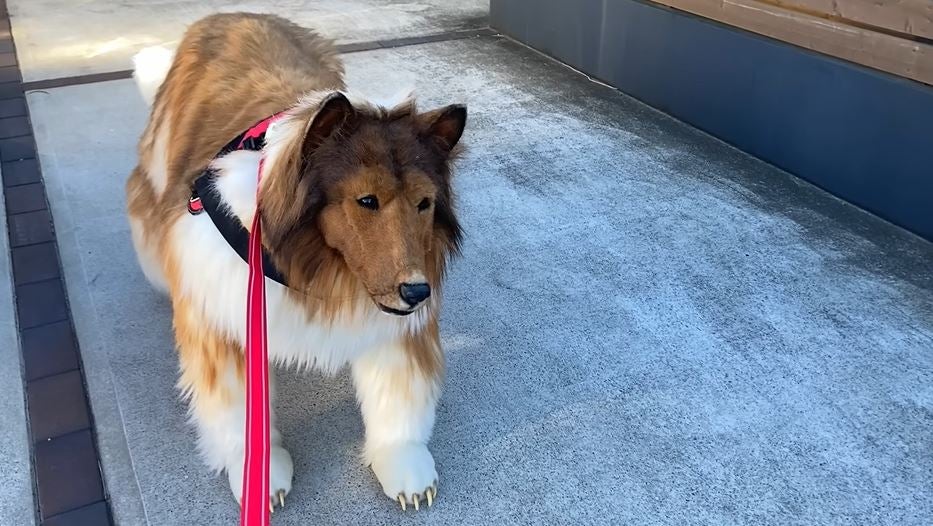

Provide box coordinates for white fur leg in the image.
[352,343,440,508]
[227,444,294,507]
[369,442,437,506]
[187,362,293,506]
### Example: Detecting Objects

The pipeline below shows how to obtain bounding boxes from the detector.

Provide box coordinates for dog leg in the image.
[174,303,293,510]
[352,338,441,511]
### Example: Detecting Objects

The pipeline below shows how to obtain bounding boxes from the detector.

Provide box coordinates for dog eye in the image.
[357,195,379,210]
[417,198,431,212]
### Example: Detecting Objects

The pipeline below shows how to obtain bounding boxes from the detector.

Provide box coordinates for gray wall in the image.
[491,0,933,241]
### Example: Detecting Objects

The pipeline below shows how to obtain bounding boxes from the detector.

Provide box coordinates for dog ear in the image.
[303,92,356,153]
[261,93,355,250]
[420,104,467,155]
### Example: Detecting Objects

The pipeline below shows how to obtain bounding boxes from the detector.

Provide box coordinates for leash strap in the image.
[242,156,271,525]
[184,112,281,525]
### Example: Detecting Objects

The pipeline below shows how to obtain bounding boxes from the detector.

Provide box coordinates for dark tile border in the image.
[41,501,111,526]
[0,2,113,524]
[20,27,496,91]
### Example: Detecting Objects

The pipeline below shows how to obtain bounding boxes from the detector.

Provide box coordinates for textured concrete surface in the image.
[28,35,933,525]
[0,168,38,526]
[8,0,488,82]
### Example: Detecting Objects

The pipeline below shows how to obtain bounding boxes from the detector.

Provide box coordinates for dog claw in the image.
[397,485,438,512]
[269,501,274,514]
[277,490,285,509]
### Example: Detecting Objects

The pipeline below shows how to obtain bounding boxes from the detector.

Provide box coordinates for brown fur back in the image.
[128,13,344,234]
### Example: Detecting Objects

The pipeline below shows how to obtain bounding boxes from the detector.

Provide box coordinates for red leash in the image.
[242,157,270,526]
[241,115,279,526]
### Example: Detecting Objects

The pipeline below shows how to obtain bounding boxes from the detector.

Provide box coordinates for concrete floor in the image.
[21,7,933,526]
[8,0,488,82]
[0,169,36,526]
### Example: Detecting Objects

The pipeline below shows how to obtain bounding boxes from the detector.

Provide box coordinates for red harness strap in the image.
[241,114,279,526]
[238,115,277,149]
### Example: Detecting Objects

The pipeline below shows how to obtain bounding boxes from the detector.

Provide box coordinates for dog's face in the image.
[262,93,466,316]
[318,160,443,315]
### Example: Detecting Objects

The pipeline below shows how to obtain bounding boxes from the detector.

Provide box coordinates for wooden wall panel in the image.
[770,0,933,40]
[652,0,933,84]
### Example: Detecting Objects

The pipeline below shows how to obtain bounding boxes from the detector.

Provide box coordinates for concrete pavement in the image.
[14,1,933,524]
[9,0,488,81]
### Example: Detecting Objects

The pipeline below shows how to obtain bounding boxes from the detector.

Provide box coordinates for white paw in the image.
[227,445,294,511]
[370,442,438,511]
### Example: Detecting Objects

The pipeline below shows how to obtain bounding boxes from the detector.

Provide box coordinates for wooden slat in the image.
[768,0,933,41]
[652,0,933,85]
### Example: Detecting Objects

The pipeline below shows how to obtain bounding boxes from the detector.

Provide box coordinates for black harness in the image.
[187,114,288,286]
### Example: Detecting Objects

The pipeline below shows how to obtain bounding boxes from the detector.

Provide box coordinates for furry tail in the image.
[132,46,174,106]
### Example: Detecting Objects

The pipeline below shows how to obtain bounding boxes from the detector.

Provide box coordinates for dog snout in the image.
[399,282,431,307]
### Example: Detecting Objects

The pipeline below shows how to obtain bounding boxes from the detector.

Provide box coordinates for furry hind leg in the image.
[173,300,293,509]
[126,167,169,294]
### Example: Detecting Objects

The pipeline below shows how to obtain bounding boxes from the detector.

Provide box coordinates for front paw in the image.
[227,445,294,512]
[370,442,438,511]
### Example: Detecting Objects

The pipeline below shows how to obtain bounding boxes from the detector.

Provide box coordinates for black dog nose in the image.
[399,282,431,306]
